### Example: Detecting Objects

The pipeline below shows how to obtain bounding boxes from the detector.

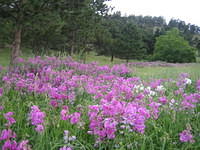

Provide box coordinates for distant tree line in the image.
[0,0,200,64]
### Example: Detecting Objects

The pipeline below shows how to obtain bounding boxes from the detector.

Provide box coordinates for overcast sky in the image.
[106,0,200,26]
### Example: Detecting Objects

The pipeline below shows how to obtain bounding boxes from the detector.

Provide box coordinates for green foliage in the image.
[0,19,13,47]
[118,22,146,61]
[0,0,200,62]
[154,28,196,63]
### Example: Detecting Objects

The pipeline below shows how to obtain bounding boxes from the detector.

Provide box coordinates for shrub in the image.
[154,28,196,63]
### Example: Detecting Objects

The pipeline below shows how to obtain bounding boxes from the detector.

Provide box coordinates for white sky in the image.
[106,0,200,26]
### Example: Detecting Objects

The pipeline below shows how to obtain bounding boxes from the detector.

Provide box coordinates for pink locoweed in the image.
[179,129,194,143]
[0,88,3,96]
[28,105,46,133]
[70,112,81,124]
[0,129,16,141]
[4,112,16,127]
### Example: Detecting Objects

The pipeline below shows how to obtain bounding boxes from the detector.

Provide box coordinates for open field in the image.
[0,55,200,149]
[1,48,200,80]
[133,64,200,80]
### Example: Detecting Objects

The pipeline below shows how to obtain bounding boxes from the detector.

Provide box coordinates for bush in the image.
[154,28,196,63]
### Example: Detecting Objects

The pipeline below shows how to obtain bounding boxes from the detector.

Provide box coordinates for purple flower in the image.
[60,146,72,150]
[103,118,118,139]
[35,124,45,133]
[149,102,161,119]
[29,105,46,133]
[179,129,194,143]
[60,106,70,121]
[0,88,3,97]
[158,96,167,104]
[181,94,198,109]
[29,106,45,125]
[4,112,16,126]
[18,140,30,150]
[2,140,18,150]
[50,100,59,108]
[197,80,200,91]
[70,112,81,124]
[16,57,25,63]
[0,105,4,111]
[0,129,16,140]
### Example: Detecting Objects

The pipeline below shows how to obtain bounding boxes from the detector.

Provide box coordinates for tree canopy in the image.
[154,28,196,63]
[0,1,200,64]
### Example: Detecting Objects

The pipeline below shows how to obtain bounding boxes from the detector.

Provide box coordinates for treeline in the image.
[97,13,200,62]
[0,0,200,64]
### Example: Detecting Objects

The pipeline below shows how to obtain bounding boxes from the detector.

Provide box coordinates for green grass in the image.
[132,64,200,80]
[0,48,10,66]
[1,70,200,149]
[71,51,126,66]
[196,57,200,63]
[1,52,200,149]
[0,48,33,67]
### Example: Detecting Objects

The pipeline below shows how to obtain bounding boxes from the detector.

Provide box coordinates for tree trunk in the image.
[111,53,114,62]
[10,25,22,66]
[70,31,75,55]
[126,57,129,64]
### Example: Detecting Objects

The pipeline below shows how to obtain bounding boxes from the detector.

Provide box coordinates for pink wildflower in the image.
[149,102,161,119]
[60,146,72,150]
[179,129,194,143]
[0,105,4,111]
[60,106,70,121]
[0,88,3,96]
[35,125,45,133]
[18,140,31,150]
[4,112,16,126]
[29,105,45,133]
[0,129,16,140]
[50,100,59,108]
[158,96,168,104]
[181,94,198,109]
[70,112,81,124]
[197,80,200,91]
[2,140,18,150]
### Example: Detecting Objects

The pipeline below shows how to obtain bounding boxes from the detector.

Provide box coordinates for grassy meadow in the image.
[0,48,200,150]
[1,48,200,80]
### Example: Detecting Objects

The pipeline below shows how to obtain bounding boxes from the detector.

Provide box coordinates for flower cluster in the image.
[60,106,81,125]
[179,129,194,143]
[88,100,150,141]
[197,80,200,91]
[59,130,75,150]
[181,94,200,109]
[4,112,16,127]
[0,112,30,150]
[1,56,200,148]
[176,73,191,89]
[28,105,46,133]
[0,87,3,97]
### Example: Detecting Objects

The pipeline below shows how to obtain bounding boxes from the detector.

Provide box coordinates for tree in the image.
[192,36,200,56]
[0,18,13,48]
[98,12,122,62]
[154,28,196,63]
[57,0,111,56]
[118,22,146,62]
[0,0,55,65]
